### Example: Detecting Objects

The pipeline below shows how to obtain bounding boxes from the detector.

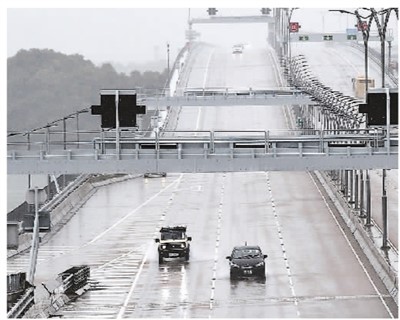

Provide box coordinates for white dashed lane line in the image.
[265,172,300,317]
[209,173,226,312]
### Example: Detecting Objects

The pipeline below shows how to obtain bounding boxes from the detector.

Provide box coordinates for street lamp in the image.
[366,7,397,250]
[286,7,299,83]
[167,42,170,78]
[329,9,374,100]
[74,109,90,149]
[367,7,397,88]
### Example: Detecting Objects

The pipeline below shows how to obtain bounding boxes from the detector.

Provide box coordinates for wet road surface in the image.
[7,44,397,318]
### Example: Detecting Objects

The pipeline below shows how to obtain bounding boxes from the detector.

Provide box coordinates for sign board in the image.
[25,188,47,205]
[23,211,51,233]
[7,222,19,250]
[346,28,357,35]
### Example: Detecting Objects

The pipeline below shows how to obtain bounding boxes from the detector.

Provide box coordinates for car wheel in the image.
[159,254,163,264]
[185,251,190,261]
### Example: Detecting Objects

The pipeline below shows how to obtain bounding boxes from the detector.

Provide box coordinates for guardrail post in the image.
[298,143,303,157]
[155,131,160,173]
[115,90,120,160]
[178,144,182,160]
[264,131,269,154]
[210,131,214,153]
[27,133,31,151]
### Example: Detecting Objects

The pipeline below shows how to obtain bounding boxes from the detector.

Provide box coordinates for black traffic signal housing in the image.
[23,210,51,233]
[91,90,146,128]
[261,8,271,15]
[359,90,398,126]
[207,8,218,15]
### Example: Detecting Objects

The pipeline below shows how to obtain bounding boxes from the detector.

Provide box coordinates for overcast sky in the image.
[7,6,398,66]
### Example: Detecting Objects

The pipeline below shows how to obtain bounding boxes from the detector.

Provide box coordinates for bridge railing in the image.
[7,128,390,154]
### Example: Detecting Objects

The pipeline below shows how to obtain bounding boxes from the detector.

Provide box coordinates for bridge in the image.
[7,7,399,319]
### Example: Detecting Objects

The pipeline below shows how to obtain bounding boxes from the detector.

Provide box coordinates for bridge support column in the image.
[365,170,372,227]
[381,169,389,250]
[349,170,354,204]
[354,171,359,210]
[359,170,366,218]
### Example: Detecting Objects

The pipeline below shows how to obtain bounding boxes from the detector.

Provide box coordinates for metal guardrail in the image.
[7,287,35,318]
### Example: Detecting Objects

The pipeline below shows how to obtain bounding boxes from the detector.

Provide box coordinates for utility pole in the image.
[167,42,170,78]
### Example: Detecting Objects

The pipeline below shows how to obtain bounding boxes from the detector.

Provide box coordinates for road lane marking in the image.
[209,173,226,313]
[202,49,215,89]
[117,174,184,319]
[85,175,183,246]
[265,172,301,317]
[309,172,394,318]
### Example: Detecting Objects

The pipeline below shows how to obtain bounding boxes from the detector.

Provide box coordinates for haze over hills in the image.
[7,48,168,132]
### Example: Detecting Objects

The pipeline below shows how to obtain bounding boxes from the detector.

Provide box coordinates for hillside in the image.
[7,49,168,131]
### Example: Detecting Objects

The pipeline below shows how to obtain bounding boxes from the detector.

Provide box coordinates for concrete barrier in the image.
[7,174,141,258]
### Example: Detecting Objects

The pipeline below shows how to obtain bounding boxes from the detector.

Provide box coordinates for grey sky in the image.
[8,7,398,66]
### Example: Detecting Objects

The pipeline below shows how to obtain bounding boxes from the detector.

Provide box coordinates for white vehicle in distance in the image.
[232,44,244,54]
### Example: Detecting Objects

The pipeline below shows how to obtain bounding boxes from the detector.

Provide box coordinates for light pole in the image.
[367,7,397,250]
[287,8,299,68]
[368,8,397,87]
[75,109,89,149]
[329,9,374,100]
[167,42,170,78]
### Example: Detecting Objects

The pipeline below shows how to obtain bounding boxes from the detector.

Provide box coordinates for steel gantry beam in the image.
[142,90,317,108]
[190,15,275,24]
[290,32,394,42]
[7,130,398,174]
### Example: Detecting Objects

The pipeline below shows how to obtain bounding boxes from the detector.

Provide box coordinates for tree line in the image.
[7,49,168,131]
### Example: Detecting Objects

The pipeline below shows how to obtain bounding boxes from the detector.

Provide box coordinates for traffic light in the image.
[261,8,271,15]
[91,90,146,128]
[207,8,218,15]
[23,210,51,233]
[323,35,333,41]
[356,21,368,31]
[289,22,300,33]
[359,91,398,126]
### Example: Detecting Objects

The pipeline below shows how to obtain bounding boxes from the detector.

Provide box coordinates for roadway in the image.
[7,43,397,318]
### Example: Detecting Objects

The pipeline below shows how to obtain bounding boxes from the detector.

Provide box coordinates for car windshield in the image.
[232,249,262,259]
[161,231,185,240]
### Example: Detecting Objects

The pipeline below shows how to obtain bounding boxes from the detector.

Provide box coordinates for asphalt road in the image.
[7,44,397,318]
